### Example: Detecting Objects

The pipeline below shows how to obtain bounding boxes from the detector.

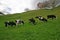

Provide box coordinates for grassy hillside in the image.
[0,6,60,40]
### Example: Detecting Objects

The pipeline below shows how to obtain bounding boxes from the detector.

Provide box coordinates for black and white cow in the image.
[35,16,47,22]
[47,15,56,19]
[29,18,36,25]
[4,21,16,27]
[15,19,24,25]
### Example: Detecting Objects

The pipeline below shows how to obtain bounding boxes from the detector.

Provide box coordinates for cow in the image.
[47,15,56,19]
[29,18,36,25]
[35,16,47,22]
[4,21,16,27]
[15,19,24,25]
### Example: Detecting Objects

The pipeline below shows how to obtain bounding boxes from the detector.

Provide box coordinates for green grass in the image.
[0,6,60,40]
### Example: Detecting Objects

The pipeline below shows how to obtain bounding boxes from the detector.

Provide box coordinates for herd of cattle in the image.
[4,15,56,27]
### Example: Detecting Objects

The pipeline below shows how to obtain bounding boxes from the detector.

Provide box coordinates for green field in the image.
[0,6,60,40]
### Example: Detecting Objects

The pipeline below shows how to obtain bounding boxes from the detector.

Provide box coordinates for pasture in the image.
[0,6,60,40]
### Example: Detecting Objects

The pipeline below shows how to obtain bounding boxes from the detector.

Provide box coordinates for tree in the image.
[37,1,50,9]
[0,12,4,15]
[24,8,30,12]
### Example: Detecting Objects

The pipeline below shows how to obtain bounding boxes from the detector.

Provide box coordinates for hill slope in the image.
[0,6,60,40]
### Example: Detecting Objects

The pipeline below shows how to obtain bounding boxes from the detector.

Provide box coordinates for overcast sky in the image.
[0,0,53,14]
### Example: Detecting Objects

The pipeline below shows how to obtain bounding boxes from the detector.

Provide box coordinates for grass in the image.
[0,6,60,40]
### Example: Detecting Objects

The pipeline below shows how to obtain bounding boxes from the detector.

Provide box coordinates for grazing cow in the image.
[15,19,24,25]
[29,18,36,25]
[35,16,47,22]
[4,21,16,27]
[47,15,56,19]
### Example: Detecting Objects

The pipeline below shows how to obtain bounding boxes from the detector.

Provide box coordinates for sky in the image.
[0,0,60,14]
